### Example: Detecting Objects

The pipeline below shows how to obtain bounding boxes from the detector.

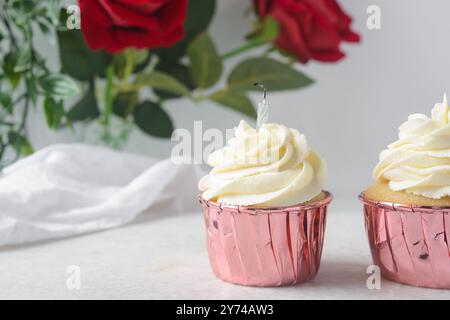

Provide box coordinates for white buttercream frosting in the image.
[199,120,327,206]
[373,95,450,199]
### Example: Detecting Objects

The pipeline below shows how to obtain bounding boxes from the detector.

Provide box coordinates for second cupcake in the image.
[360,95,450,289]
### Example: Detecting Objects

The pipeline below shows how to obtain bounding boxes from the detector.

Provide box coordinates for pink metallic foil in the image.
[199,192,332,287]
[359,194,450,289]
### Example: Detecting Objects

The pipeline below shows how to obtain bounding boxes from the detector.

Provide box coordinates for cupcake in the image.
[360,95,450,289]
[198,120,332,286]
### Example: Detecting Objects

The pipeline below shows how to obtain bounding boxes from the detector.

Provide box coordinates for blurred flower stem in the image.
[222,39,266,60]
[101,65,115,144]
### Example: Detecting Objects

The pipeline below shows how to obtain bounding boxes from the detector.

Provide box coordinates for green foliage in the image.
[136,71,192,97]
[8,132,33,157]
[228,57,314,91]
[0,0,81,166]
[67,82,100,121]
[184,0,217,43]
[113,91,139,119]
[57,29,111,81]
[153,62,194,99]
[0,90,12,113]
[38,73,80,99]
[133,101,174,138]
[3,52,22,88]
[210,90,256,119]
[14,46,32,73]
[43,96,65,129]
[101,65,115,143]
[26,74,39,104]
[187,33,222,89]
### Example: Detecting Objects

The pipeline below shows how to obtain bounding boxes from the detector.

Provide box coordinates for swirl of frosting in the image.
[373,95,450,199]
[198,120,327,206]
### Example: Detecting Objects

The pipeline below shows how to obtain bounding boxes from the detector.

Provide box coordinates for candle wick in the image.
[254,82,266,99]
[254,83,269,130]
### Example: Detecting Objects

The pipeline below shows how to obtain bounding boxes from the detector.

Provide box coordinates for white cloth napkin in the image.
[0,143,203,247]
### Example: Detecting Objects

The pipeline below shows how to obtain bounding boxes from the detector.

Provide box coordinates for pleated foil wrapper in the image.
[199,192,332,287]
[360,194,450,289]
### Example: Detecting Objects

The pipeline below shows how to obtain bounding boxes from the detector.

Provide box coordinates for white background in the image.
[29,0,450,200]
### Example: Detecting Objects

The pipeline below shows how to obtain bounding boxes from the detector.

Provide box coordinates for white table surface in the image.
[0,199,449,300]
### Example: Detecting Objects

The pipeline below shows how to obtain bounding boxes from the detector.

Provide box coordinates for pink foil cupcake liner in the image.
[359,194,450,289]
[199,192,332,287]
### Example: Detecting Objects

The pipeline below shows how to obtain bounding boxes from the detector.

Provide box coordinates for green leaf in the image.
[228,57,314,91]
[210,90,256,119]
[37,18,51,35]
[184,0,216,41]
[3,52,22,88]
[154,62,194,99]
[103,65,114,127]
[13,0,35,14]
[38,73,80,99]
[67,83,100,121]
[187,33,222,89]
[44,96,65,129]
[0,91,12,113]
[129,49,149,67]
[57,30,112,80]
[113,91,139,118]
[26,75,38,105]
[46,0,61,25]
[13,46,32,73]
[20,139,33,156]
[136,71,191,97]
[133,101,174,138]
[132,50,151,74]
[8,132,33,156]
[58,6,70,28]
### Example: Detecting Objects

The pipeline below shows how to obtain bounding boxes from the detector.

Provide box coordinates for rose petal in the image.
[78,0,187,52]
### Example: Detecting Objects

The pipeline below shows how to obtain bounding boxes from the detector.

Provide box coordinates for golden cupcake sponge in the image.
[364,182,450,207]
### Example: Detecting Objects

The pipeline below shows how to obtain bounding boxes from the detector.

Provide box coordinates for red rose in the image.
[255,0,360,63]
[78,0,188,53]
